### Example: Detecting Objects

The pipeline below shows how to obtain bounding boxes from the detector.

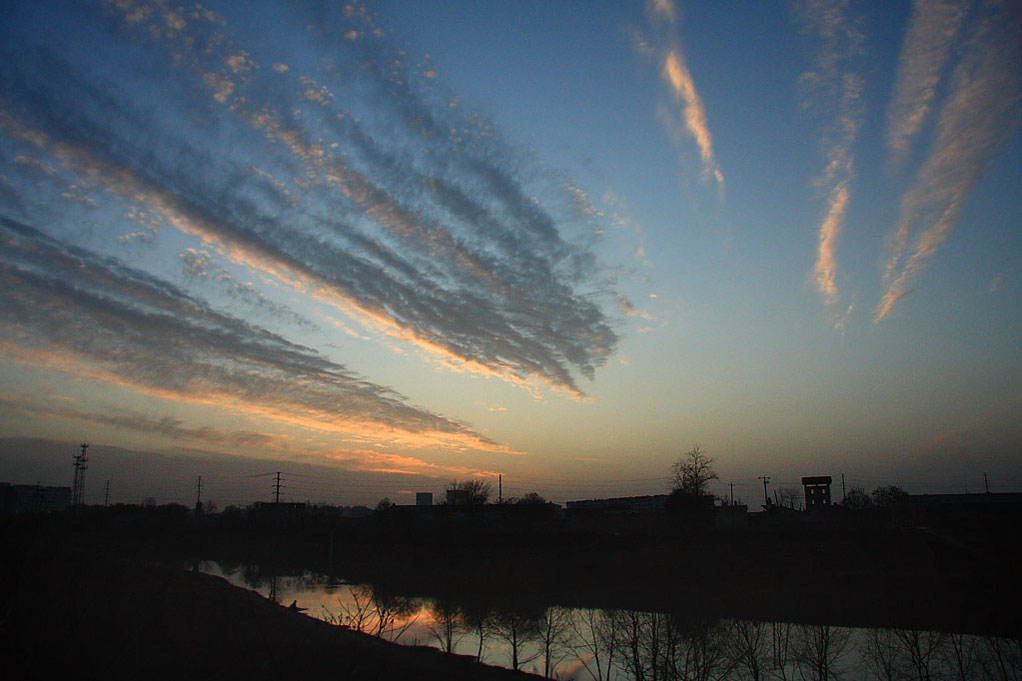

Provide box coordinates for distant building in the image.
[250,501,307,513]
[416,492,433,506]
[0,483,71,514]
[715,504,749,529]
[892,492,1022,527]
[566,494,669,514]
[446,489,470,506]
[802,476,832,511]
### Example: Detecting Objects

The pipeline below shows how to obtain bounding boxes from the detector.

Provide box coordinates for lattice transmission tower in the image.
[72,442,89,506]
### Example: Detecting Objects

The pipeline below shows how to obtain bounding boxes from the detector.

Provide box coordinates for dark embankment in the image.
[314,511,1021,637]
[4,501,1020,662]
[0,520,541,681]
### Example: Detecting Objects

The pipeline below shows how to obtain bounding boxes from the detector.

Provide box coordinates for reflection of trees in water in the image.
[463,602,491,662]
[490,608,543,671]
[538,606,574,678]
[479,608,1020,681]
[865,628,944,681]
[613,611,734,681]
[863,628,1022,681]
[570,608,620,681]
[202,564,1019,678]
[242,571,1020,680]
[241,562,265,590]
[981,636,1022,681]
[425,599,462,653]
[941,632,980,681]
[395,595,1022,680]
[771,621,796,681]
[728,619,769,681]
[793,624,851,680]
[322,585,419,642]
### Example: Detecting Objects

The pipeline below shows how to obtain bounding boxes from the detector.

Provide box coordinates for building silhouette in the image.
[1,482,71,514]
[801,476,832,511]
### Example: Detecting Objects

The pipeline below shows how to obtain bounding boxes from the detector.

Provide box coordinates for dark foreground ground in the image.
[3,504,1020,679]
[1,540,540,681]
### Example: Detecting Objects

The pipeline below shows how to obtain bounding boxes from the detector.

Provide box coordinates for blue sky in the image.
[0,0,1018,506]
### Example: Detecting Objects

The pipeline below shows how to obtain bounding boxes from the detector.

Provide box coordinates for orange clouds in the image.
[663,50,724,187]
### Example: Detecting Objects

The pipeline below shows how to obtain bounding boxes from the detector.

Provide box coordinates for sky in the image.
[0,0,1019,508]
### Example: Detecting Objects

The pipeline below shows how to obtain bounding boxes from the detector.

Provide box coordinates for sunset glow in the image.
[1,0,1018,507]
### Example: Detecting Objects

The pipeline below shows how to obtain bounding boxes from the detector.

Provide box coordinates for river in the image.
[200,560,1020,680]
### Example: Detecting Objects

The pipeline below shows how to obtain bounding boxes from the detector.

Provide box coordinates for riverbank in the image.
[4,500,1019,676]
[1,540,540,680]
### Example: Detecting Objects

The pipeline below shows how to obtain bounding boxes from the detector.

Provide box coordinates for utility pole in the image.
[729,481,735,506]
[984,473,990,494]
[195,475,203,512]
[758,475,770,507]
[498,474,502,503]
[841,473,846,503]
[104,480,110,506]
[72,442,89,506]
[273,471,284,504]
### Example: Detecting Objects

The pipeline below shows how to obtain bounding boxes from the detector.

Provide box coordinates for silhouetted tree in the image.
[941,632,980,681]
[337,585,418,641]
[569,608,618,681]
[372,591,419,642]
[374,497,394,512]
[841,486,872,510]
[514,492,547,505]
[871,485,909,507]
[337,585,376,633]
[462,603,493,662]
[671,445,718,496]
[776,487,801,510]
[894,628,945,681]
[617,609,656,681]
[616,610,725,681]
[674,621,734,681]
[446,479,493,506]
[863,628,901,681]
[793,624,851,681]
[979,635,1022,680]
[866,627,955,681]
[537,606,572,678]
[770,621,796,681]
[490,609,542,670]
[425,599,463,654]
[727,619,770,681]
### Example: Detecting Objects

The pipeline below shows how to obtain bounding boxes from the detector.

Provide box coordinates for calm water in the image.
[200,561,1020,680]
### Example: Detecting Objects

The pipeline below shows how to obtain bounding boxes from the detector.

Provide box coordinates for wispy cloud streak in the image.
[814,182,851,306]
[797,0,866,312]
[885,0,971,162]
[0,0,618,396]
[644,0,724,189]
[0,218,505,452]
[876,1,1020,323]
[0,394,282,450]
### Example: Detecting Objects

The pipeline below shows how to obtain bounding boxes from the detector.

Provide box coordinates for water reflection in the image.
[200,561,1020,680]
